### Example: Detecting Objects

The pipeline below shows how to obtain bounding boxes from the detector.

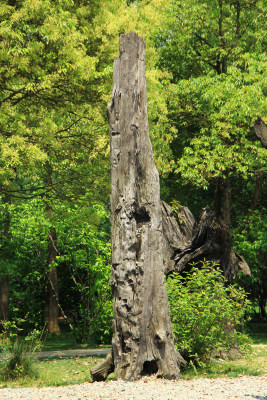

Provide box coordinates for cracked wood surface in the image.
[107,32,185,381]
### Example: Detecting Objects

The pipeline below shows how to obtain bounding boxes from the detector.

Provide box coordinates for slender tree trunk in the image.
[108,32,185,381]
[259,300,266,319]
[47,226,60,334]
[45,164,60,334]
[0,195,11,322]
[251,172,263,212]
[214,171,231,226]
[0,276,9,322]
[218,0,227,74]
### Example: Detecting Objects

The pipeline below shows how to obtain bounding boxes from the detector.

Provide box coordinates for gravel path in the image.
[0,375,266,400]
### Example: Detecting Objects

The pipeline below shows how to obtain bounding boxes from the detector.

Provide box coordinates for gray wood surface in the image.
[108,32,185,380]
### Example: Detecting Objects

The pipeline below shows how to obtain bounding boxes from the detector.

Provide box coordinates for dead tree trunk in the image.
[161,201,250,280]
[107,32,185,380]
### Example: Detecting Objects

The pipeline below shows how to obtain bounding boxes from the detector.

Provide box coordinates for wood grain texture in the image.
[161,201,250,279]
[108,32,185,381]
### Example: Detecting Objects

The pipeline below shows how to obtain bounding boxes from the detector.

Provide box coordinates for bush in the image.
[0,319,41,380]
[232,209,267,319]
[166,262,251,368]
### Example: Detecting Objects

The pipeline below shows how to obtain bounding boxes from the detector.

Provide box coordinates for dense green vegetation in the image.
[0,0,266,351]
[166,263,251,367]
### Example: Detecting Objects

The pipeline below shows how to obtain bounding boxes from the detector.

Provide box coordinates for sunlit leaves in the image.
[168,56,266,188]
[167,262,251,366]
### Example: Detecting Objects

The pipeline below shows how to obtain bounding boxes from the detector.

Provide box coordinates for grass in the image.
[0,356,102,388]
[0,322,266,387]
[247,322,267,345]
[181,321,267,379]
[41,330,111,351]
[181,343,267,379]
[41,332,85,351]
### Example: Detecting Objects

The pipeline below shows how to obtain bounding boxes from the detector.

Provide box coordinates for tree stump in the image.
[107,32,185,381]
[161,202,250,280]
[90,351,114,382]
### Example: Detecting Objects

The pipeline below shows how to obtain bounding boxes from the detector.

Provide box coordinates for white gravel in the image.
[0,375,266,400]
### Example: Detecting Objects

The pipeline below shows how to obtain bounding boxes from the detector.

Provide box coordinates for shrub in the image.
[0,319,41,380]
[166,262,251,368]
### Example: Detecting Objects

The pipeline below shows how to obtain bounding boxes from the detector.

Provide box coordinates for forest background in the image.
[0,0,266,345]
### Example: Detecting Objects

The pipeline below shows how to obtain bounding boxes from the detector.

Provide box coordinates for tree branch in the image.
[195,33,214,48]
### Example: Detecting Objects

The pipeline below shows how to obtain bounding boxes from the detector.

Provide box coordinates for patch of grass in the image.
[41,332,80,351]
[247,322,267,345]
[0,356,104,388]
[181,322,267,380]
[181,344,267,379]
[40,330,111,352]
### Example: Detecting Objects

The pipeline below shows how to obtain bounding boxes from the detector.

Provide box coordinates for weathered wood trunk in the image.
[108,32,185,380]
[91,351,114,382]
[254,117,267,149]
[161,201,195,276]
[161,202,250,280]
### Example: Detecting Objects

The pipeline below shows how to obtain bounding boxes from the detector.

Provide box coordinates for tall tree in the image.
[0,0,112,326]
[154,0,266,224]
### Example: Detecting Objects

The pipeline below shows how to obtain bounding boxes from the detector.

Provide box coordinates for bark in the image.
[91,351,114,382]
[47,227,60,334]
[254,117,267,149]
[218,0,227,74]
[214,172,231,227]
[107,32,185,380]
[161,201,195,275]
[0,195,11,322]
[259,299,266,319]
[250,172,263,212]
[0,276,9,322]
[162,202,250,280]
[45,164,60,334]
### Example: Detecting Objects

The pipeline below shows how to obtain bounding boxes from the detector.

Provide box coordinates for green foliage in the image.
[0,319,41,380]
[5,199,113,344]
[169,58,266,189]
[55,203,113,344]
[170,199,186,224]
[0,0,111,202]
[233,209,267,317]
[166,262,251,367]
[156,0,266,80]
[153,0,266,224]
